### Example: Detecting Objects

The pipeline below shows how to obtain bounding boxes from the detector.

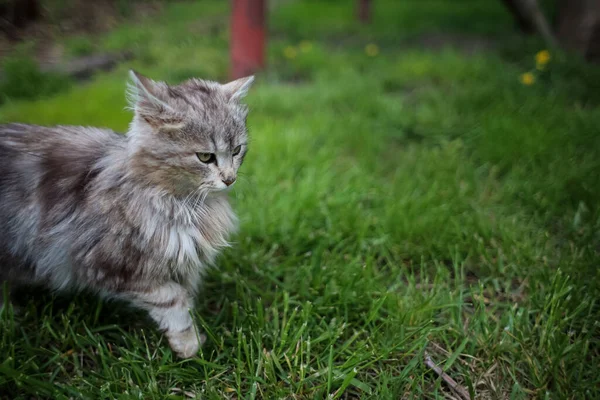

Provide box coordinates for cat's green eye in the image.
[233,145,242,156]
[197,152,215,163]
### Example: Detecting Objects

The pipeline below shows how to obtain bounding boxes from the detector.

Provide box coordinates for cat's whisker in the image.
[176,187,203,221]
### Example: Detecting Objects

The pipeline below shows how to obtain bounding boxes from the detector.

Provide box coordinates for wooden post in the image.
[358,0,372,23]
[230,0,266,80]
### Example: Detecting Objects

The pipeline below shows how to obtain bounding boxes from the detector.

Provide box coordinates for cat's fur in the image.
[0,71,254,358]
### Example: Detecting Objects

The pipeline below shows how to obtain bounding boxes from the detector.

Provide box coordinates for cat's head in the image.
[126,70,254,197]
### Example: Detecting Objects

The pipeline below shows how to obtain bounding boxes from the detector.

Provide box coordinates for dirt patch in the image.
[0,0,163,64]
[413,33,497,54]
[44,51,134,81]
[294,32,498,56]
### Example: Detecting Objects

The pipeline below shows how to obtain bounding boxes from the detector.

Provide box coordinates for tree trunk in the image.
[556,0,600,61]
[500,0,535,33]
[0,0,40,40]
[499,0,558,48]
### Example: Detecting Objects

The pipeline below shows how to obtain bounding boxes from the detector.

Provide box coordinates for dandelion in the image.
[520,72,535,86]
[535,50,551,66]
[299,40,313,53]
[365,43,379,57]
[536,50,551,70]
[283,46,297,59]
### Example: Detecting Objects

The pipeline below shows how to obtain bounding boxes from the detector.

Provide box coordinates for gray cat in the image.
[0,71,254,358]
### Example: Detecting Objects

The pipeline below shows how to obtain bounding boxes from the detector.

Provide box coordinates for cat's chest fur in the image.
[119,192,238,280]
[161,196,237,268]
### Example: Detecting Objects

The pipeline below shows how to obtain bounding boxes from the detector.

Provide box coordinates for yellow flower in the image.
[535,50,551,70]
[535,50,551,65]
[283,46,297,59]
[299,40,312,53]
[365,43,379,57]
[520,72,535,85]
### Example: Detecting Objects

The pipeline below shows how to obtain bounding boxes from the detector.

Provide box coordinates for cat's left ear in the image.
[222,76,255,102]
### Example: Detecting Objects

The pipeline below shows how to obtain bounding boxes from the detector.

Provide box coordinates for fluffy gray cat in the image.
[0,70,254,358]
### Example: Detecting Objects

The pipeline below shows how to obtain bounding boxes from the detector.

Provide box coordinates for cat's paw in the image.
[167,326,206,358]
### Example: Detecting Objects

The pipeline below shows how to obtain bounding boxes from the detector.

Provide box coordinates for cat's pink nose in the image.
[222,177,236,186]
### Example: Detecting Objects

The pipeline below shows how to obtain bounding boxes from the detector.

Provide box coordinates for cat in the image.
[0,70,254,358]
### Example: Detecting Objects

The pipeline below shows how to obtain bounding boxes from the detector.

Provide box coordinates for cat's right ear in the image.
[222,75,255,102]
[127,70,174,117]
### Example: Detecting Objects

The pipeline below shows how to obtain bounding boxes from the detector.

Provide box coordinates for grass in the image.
[1,0,599,398]
[0,55,71,104]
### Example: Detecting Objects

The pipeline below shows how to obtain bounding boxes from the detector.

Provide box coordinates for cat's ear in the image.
[222,76,255,102]
[127,70,174,116]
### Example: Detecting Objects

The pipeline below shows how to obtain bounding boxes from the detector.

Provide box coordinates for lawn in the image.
[1,0,599,398]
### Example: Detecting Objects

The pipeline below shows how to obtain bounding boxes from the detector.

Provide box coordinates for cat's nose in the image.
[222,177,236,187]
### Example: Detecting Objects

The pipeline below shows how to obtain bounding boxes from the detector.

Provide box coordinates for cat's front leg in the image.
[122,282,205,358]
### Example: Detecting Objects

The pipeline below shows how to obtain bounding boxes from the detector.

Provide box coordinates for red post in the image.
[358,0,372,23]
[230,0,266,79]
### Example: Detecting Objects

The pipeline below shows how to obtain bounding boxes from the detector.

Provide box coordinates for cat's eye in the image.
[197,152,215,163]
[233,145,242,156]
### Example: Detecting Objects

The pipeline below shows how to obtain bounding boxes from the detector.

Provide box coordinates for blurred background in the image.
[0,0,599,398]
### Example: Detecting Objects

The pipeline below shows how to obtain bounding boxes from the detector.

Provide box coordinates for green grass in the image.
[1,0,599,398]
